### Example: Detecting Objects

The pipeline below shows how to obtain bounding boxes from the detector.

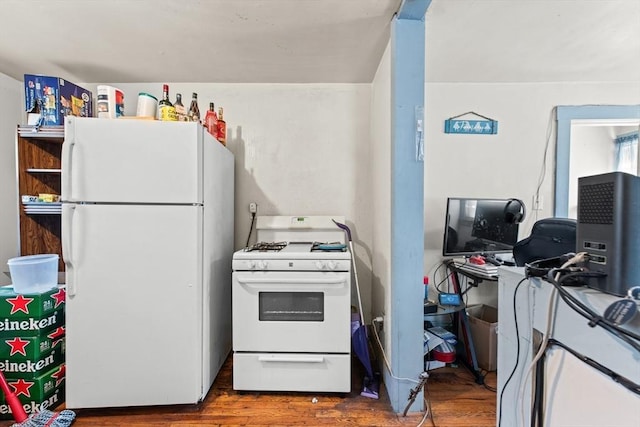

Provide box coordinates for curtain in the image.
[615,131,639,174]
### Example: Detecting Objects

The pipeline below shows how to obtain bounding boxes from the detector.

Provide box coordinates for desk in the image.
[444,260,499,384]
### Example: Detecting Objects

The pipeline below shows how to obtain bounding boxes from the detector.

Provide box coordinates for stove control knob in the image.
[315,261,327,270]
[248,260,257,269]
[257,260,268,270]
[327,260,337,270]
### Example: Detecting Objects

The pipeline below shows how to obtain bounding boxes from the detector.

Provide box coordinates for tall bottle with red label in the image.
[217,107,226,146]
[204,102,218,139]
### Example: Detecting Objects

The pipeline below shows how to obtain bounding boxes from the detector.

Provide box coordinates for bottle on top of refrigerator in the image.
[174,93,186,121]
[205,102,218,138]
[158,85,177,121]
[216,107,226,146]
[187,93,200,123]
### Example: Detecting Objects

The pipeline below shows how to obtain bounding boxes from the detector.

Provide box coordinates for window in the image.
[615,132,639,174]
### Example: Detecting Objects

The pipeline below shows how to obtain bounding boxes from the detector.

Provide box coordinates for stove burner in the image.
[245,241,287,252]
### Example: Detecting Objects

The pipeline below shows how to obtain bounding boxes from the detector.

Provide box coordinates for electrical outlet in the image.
[249,202,257,213]
[374,315,384,330]
[532,194,543,211]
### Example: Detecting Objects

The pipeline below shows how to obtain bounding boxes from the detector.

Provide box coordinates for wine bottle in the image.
[158,84,177,121]
[204,102,218,138]
[187,92,201,123]
[174,93,186,121]
[217,107,226,146]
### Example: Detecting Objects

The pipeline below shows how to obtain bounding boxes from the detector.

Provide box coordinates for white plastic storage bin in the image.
[7,254,59,294]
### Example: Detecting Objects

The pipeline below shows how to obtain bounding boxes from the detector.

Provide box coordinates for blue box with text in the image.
[24,74,93,125]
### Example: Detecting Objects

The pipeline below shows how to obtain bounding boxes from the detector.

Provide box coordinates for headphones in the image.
[504,198,526,224]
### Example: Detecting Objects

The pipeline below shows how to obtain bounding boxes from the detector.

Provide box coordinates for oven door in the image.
[232,271,351,353]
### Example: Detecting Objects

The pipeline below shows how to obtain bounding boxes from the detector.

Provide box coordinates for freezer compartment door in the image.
[62,117,203,204]
[63,204,204,408]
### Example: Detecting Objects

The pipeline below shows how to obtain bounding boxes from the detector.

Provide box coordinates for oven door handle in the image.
[258,355,324,363]
[237,278,347,286]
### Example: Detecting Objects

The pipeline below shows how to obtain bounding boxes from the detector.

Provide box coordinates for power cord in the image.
[517,252,588,426]
[479,369,496,392]
[551,271,640,350]
[371,318,437,426]
[497,277,527,427]
[547,339,640,396]
[371,318,419,385]
[245,211,256,248]
[404,372,437,427]
[532,106,556,223]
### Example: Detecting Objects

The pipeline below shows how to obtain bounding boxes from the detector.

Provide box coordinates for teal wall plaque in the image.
[444,112,498,134]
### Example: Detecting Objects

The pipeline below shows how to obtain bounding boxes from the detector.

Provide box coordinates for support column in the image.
[388,0,430,413]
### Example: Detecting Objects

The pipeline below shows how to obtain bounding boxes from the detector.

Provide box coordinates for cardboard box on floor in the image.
[466,304,498,372]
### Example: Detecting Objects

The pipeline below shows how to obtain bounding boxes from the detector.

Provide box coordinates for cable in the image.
[480,369,497,392]
[434,269,451,294]
[416,382,437,427]
[371,318,419,385]
[533,106,556,223]
[547,339,640,396]
[549,272,640,351]
[427,259,446,286]
[372,319,435,425]
[518,252,589,425]
[497,277,527,427]
[244,211,256,248]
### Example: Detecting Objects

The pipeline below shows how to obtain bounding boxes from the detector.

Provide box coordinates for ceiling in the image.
[0,0,639,84]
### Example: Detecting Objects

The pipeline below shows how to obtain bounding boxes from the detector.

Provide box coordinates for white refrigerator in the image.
[61,117,234,409]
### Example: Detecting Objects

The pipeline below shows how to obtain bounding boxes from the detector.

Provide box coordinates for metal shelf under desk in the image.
[444,259,499,384]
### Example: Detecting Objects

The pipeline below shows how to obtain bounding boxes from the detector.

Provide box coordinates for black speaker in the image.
[576,171,640,296]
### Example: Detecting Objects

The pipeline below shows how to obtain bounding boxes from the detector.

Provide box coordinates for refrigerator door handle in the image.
[61,138,75,201]
[62,204,77,297]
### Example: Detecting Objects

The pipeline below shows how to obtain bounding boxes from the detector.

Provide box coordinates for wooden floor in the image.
[2,356,496,427]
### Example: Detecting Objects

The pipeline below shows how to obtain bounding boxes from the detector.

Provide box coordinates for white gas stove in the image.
[231,215,352,393]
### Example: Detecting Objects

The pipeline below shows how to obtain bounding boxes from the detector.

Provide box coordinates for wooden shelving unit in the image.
[16,125,65,272]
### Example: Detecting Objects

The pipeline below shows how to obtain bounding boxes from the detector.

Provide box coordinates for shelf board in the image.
[18,125,64,139]
[26,168,62,173]
[23,211,62,215]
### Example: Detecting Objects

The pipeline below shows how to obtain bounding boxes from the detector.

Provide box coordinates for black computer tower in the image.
[576,171,640,296]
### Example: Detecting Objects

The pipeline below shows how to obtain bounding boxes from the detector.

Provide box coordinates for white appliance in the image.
[232,216,352,393]
[61,117,234,409]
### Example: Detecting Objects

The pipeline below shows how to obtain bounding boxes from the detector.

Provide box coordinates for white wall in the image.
[0,73,23,285]
[370,43,391,348]
[80,82,375,317]
[424,82,640,307]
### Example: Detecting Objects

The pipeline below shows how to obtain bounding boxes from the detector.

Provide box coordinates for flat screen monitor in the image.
[442,197,519,257]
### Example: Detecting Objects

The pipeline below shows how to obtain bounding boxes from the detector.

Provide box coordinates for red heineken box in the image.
[0,333,65,361]
[0,286,66,319]
[0,346,64,379]
[0,375,65,420]
[0,363,65,406]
